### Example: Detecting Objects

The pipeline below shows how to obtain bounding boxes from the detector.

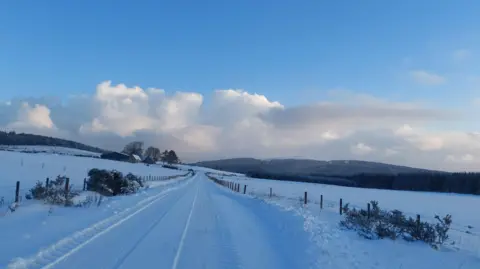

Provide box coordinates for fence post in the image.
[243,185,247,194]
[339,198,343,215]
[304,191,307,205]
[367,203,371,219]
[65,178,70,206]
[320,195,323,209]
[416,214,421,234]
[269,187,272,198]
[83,178,87,191]
[15,181,20,203]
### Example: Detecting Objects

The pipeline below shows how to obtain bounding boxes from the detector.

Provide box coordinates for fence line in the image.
[205,172,480,239]
[0,171,193,211]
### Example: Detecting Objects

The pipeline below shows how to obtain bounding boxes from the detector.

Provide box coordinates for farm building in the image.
[143,156,156,164]
[130,154,142,163]
[100,151,130,162]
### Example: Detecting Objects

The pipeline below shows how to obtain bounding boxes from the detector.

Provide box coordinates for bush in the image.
[340,200,452,248]
[27,176,77,206]
[162,164,179,170]
[87,169,143,196]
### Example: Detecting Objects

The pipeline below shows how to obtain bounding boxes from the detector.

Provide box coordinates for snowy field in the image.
[0,145,102,157]
[217,173,480,268]
[0,150,187,205]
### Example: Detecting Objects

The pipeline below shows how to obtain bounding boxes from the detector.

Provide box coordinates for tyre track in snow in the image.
[111,182,194,269]
[6,176,194,269]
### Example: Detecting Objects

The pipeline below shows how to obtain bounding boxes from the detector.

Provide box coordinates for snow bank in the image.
[215,173,480,268]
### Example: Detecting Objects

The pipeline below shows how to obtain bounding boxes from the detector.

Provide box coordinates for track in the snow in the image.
[8,173,318,269]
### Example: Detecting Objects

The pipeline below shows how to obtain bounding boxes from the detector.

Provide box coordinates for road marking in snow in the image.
[171,183,199,269]
[39,191,172,269]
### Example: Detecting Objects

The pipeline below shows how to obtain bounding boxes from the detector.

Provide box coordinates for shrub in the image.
[27,176,77,206]
[87,169,143,196]
[340,200,452,248]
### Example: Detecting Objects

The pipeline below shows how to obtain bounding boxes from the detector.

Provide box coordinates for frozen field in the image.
[0,150,186,204]
[0,145,102,157]
[215,173,480,265]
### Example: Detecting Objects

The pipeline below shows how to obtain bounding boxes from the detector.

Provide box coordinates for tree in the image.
[165,150,180,164]
[144,146,161,161]
[122,141,144,157]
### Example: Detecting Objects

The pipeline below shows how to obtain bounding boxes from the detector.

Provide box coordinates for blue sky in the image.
[2,1,480,169]
[2,1,479,106]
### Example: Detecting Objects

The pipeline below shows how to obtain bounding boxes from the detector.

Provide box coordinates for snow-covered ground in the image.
[217,173,480,268]
[0,150,187,205]
[3,173,320,269]
[0,145,102,157]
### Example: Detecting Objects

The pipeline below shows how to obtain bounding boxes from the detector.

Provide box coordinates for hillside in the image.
[0,131,106,153]
[194,158,435,177]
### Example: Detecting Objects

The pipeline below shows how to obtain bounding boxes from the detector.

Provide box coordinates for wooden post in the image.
[304,191,307,205]
[320,195,323,209]
[15,181,20,203]
[269,188,272,197]
[65,178,70,204]
[367,203,371,219]
[416,214,421,233]
[340,198,343,215]
[243,185,247,194]
[45,177,50,189]
[83,178,87,191]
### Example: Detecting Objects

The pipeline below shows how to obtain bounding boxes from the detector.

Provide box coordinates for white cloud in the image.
[410,70,446,85]
[8,103,56,130]
[351,143,374,155]
[452,49,471,61]
[3,81,480,171]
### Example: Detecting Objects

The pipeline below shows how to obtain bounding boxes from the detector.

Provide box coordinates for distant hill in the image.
[194,158,435,177]
[0,131,107,154]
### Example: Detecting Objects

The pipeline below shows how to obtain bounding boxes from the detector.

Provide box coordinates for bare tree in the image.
[144,146,161,161]
[122,141,144,157]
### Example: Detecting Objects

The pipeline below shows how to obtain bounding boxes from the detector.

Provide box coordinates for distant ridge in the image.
[0,131,107,154]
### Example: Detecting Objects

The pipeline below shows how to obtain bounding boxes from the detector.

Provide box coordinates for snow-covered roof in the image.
[131,154,141,161]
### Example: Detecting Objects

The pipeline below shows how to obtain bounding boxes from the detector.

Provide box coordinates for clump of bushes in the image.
[86,169,144,196]
[340,201,452,249]
[27,175,78,206]
[162,164,179,170]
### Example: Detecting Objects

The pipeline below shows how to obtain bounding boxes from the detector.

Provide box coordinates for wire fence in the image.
[206,172,480,241]
[0,170,192,214]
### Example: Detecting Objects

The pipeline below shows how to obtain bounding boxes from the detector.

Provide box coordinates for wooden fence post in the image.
[367,203,371,219]
[83,178,87,191]
[339,198,343,215]
[416,214,421,233]
[65,178,70,206]
[243,185,247,194]
[320,195,323,209]
[304,191,307,205]
[15,181,20,203]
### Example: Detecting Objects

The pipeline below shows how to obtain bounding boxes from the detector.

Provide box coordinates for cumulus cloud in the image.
[410,70,446,85]
[1,81,479,171]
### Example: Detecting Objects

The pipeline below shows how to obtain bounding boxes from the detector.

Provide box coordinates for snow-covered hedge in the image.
[86,169,144,196]
[26,176,79,206]
[340,201,452,249]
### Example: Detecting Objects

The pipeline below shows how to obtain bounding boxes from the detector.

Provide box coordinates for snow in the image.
[3,173,318,269]
[2,151,479,269]
[218,173,480,268]
[0,145,102,157]
[131,154,141,162]
[0,150,187,205]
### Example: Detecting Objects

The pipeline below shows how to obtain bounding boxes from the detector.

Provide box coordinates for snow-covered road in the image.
[8,173,318,269]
